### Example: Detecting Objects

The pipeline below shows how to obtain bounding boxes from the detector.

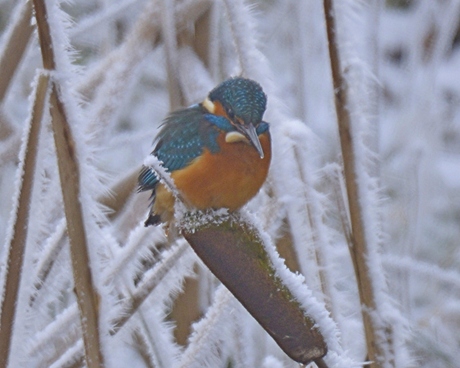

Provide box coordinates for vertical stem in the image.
[192,7,211,69]
[32,1,104,366]
[0,0,33,103]
[0,73,49,368]
[48,86,104,368]
[322,0,384,366]
[160,0,184,110]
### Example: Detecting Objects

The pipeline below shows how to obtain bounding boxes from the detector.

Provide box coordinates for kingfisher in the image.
[138,77,271,226]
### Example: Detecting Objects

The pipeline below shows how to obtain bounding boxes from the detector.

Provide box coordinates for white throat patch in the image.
[202,98,215,114]
[225,131,249,144]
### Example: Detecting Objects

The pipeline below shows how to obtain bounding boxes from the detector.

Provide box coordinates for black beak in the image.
[240,123,264,159]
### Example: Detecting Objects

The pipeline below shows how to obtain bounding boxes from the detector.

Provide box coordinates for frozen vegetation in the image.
[0,0,459,367]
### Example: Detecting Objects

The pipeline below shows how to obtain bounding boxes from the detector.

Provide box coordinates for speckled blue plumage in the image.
[208,77,267,126]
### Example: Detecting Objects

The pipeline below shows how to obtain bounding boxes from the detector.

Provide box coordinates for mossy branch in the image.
[181,212,328,366]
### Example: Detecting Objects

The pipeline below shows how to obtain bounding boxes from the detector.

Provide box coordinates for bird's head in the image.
[203,77,267,158]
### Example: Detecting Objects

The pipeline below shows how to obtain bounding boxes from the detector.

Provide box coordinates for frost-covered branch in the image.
[110,240,191,334]
[0,0,33,103]
[0,72,50,367]
[177,285,233,368]
[323,0,393,366]
[161,0,184,110]
[32,0,104,366]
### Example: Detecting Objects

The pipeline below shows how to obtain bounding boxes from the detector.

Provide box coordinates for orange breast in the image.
[174,132,271,210]
[153,131,271,221]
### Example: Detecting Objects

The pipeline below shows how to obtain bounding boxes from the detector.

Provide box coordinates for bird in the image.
[138,77,271,226]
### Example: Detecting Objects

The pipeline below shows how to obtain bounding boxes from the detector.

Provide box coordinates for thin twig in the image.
[110,241,190,334]
[28,200,164,356]
[29,219,67,307]
[98,167,139,218]
[323,0,384,366]
[77,0,211,103]
[48,339,84,368]
[177,285,233,368]
[132,329,156,368]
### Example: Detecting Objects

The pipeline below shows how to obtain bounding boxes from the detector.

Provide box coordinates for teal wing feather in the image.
[138,105,229,192]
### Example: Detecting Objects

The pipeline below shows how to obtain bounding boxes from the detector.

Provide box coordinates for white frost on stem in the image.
[177,285,234,368]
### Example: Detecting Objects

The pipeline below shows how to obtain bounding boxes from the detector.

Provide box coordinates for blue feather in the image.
[138,105,225,192]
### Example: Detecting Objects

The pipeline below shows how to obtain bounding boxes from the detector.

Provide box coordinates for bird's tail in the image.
[144,211,161,227]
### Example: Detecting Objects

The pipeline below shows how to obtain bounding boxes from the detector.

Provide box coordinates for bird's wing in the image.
[138,105,220,192]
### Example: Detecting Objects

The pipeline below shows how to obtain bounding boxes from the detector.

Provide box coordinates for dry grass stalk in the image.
[98,168,139,218]
[32,0,104,366]
[48,59,105,368]
[170,270,201,346]
[0,133,21,166]
[110,241,189,335]
[0,0,33,103]
[293,145,330,303]
[29,219,67,306]
[31,225,160,359]
[76,0,211,102]
[322,0,385,366]
[0,73,49,368]
[161,0,184,110]
[132,329,156,368]
[0,110,14,142]
[191,7,212,69]
[33,166,139,302]
[46,339,84,368]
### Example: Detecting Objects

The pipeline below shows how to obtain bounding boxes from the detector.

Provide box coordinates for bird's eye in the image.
[226,108,235,119]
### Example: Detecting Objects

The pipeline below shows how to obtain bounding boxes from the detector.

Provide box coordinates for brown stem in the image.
[49,82,104,368]
[0,73,49,368]
[322,0,385,366]
[315,357,330,368]
[160,0,184,110]
[32,1,104,366]
[132,330,156,368]
[0,0,34,103]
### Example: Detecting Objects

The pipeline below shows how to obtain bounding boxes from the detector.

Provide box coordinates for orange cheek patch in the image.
[212,100,227,118]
